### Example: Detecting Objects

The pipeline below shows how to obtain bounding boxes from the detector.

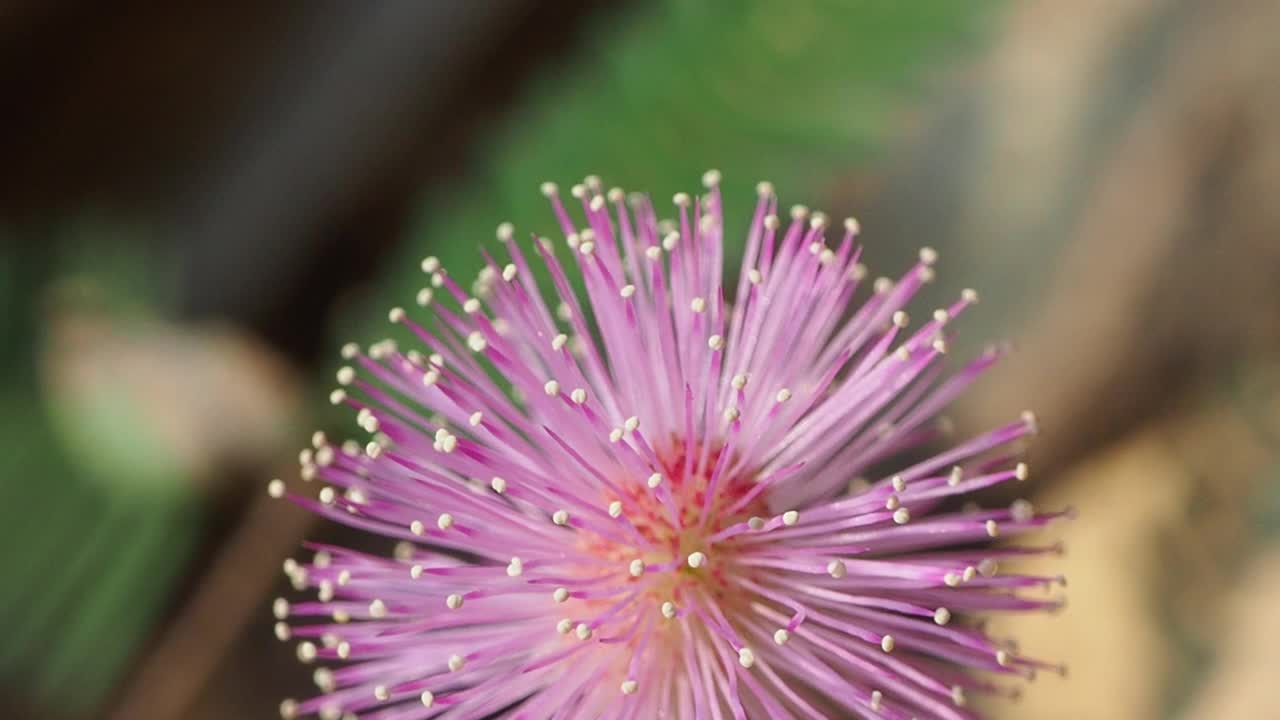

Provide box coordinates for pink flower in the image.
[272,172,1064,719]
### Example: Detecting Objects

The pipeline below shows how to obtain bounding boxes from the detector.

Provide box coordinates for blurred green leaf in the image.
[341,0,999,347]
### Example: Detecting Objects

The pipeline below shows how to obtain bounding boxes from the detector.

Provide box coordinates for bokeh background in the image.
[2,1,1278,718]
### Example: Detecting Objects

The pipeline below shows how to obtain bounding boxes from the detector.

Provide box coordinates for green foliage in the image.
[341,0,998,347]
[0,227,200,714]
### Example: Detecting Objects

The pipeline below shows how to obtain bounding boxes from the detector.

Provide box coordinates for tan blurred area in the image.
[941,0,1280,716]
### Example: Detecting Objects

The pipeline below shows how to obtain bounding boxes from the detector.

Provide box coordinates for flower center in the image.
[580,436,769,614]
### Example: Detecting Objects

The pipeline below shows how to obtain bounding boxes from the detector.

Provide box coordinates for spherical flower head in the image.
[273,173,1065,719]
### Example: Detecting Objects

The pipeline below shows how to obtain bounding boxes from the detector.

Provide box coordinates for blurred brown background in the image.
[1,1,1277,718]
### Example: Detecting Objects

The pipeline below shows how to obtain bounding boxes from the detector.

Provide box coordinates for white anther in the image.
[448,654,465,672]
[629,559,646,577]
[690,297,707,313]
[707,334,725,351]
[437,513,455,530]
[268,479,286,499]
[620,679,639,695]
[647,473,663,489]
[296,641,318,664]
[544,380,560,396]
[893,507,911,524]
[775,388,792,403]
[314,446,334,467]
[782,510,799,526]
[773,629,791,645]
[687,552,707,568]
[335,366,355,386]
[620,284,636,298]
[880,635,896,653]
[368,599,387,619]
[608,501,623,518]
[490,476,506,494]
[827,560,847,578]
[570,388,587,404]
[445,594,463,610]
[738,648,756,668]
[934,607,952,625]
[553,587,569,603]
[575,623,593,640]
[552,509,569,526]
[661,601,677,619]
[467,331,487,352]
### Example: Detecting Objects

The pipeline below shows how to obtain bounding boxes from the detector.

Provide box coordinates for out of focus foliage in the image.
[352,0,997,346]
